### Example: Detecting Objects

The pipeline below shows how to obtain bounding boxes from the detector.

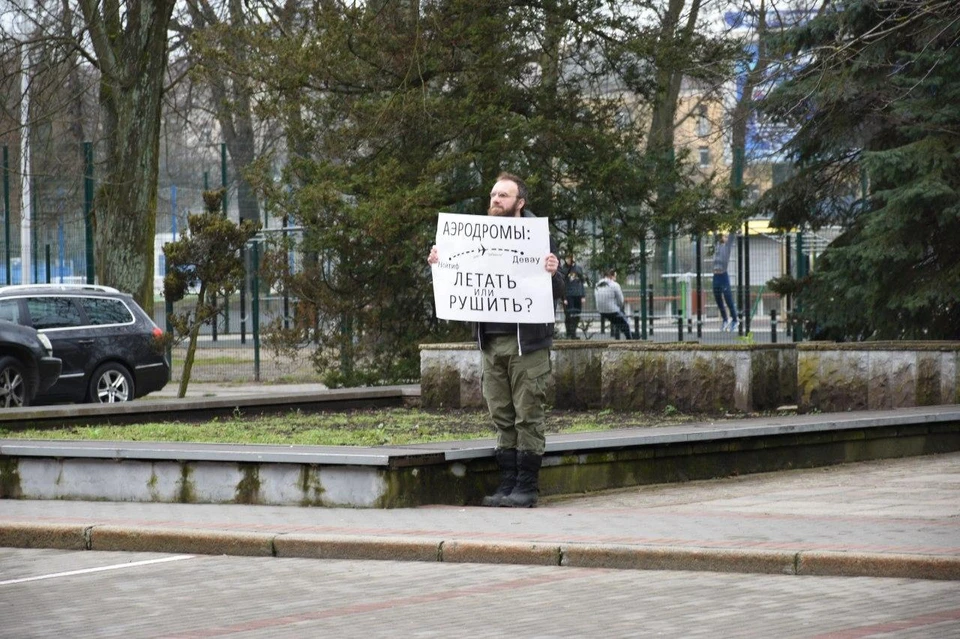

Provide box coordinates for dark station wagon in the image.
[0,284,169,404]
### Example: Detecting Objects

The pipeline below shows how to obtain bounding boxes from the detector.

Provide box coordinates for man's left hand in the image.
[545,253,559,275]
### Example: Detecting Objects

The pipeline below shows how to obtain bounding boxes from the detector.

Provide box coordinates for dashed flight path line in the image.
[448,244,526,260]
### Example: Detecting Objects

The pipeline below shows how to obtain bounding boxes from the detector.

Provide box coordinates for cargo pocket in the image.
[526,352,552,397]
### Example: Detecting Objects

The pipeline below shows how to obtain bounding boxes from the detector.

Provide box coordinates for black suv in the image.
[0,319,62,407]
[0,285,169,404]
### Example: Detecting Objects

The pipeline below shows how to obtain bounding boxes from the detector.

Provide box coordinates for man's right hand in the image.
[427,245,438,265]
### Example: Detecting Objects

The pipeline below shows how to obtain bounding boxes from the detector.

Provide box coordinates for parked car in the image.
[0,284,169,404]
[0,318,62,407]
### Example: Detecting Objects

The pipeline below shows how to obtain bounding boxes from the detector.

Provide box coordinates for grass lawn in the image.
[0,407,712,447]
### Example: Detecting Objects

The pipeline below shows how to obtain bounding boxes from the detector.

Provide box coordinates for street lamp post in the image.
[19,40,32,284]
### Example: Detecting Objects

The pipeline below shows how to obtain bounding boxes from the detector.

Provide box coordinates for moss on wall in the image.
[298,465,326,506]
[421,366,462,409]
[235,464,262,504]
[919,355,934,405]
[378,459,494,507]
[0,458,21,498]
[553,348,603,410]
[176,464,195,503]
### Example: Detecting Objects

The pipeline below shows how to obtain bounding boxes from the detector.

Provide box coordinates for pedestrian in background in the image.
[559,254,586,339]
[594,269,633,340]
[712,232,739,332]
[427,173,564,507]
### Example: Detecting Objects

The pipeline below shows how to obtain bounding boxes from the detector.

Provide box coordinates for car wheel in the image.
[89,363,134,403]
[0,355,30,408]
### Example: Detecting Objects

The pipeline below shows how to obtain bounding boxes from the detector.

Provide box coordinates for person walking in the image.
[428,173,564,507]
[594,269,633,340]
[712,232,739,332]
[559,254,587,339]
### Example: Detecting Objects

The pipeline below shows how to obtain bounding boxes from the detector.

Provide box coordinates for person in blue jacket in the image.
[712,232,739,332]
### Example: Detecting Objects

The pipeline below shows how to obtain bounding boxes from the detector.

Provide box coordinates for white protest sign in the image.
[432,212,555,323]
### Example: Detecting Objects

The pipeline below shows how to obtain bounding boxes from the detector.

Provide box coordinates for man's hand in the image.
[545,253,559,275]
[427,245,438,265]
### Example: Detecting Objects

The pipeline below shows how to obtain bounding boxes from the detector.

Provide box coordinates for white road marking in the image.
[0,554,196,586]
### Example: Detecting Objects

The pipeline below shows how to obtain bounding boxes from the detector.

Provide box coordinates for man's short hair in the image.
[496,172,528,204]
[604,268,617,277]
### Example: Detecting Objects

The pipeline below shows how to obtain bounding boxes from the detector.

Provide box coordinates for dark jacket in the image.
[473,210,564,355]
[559,261,587,298]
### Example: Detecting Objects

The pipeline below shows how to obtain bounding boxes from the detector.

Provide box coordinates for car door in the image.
[24,296,91,400]
[76,295,139,361]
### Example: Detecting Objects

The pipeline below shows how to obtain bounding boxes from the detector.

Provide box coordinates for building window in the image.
[696,105,710,137]
[698,147,711,167]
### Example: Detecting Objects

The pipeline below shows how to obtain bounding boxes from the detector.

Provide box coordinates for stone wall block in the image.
[552,346,603,409]
[916,353,941,406]
[750,348,795,410]
[670,352,695,412]
[945,351,960,405]
[868,351,914,410]
[602,349,648,411]
[420,347,483,409]
[806,350,869,413]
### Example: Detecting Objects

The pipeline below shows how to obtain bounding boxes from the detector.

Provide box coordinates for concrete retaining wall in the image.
[421,342,796,412]
[3,408,959,507]
[422,341,960,414]
[601,343,796,413]
[797,342,960,412]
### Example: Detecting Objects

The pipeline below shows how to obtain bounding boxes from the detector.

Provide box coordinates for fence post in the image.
[2,146,9,285]
[165,251,173,381]
[252,241,260,382]
[695,234,703,338]
[283,216,290,330]
[647,285,654,336]
[639,235,648,339]
[239,246,246,344]
[793,231,804,341]
[84,142,94,284]
[744,220,751,334]
[770,308,778,344]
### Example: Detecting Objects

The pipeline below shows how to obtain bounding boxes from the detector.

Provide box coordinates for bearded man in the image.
[428,173,564,507]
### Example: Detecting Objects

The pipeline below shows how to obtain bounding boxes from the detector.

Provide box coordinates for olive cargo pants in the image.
[481,335,550,455]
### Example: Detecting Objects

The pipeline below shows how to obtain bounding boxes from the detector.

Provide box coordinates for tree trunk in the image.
[730,0,768,188]
[80,0,177,315]
[177,282,208,398]
[647,0,704,156]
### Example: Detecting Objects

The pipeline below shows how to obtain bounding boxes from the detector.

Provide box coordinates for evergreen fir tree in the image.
[759,0,960,339]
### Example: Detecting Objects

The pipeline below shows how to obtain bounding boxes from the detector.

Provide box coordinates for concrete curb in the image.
[2,522,958,581]
[89,526,276,557]
[0,522,89,551]
[797,550,960,581]
[561,544,798,575]
[274,534,442,563]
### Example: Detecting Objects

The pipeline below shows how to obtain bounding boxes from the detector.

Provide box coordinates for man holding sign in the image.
[428,173,564,507]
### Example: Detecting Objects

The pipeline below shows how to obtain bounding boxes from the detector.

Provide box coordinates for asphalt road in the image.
[2,548,958,638]
[2,453,959,638]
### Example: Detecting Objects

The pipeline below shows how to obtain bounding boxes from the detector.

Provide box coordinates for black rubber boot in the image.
[481,448,518,507]
[500,451,542,508]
